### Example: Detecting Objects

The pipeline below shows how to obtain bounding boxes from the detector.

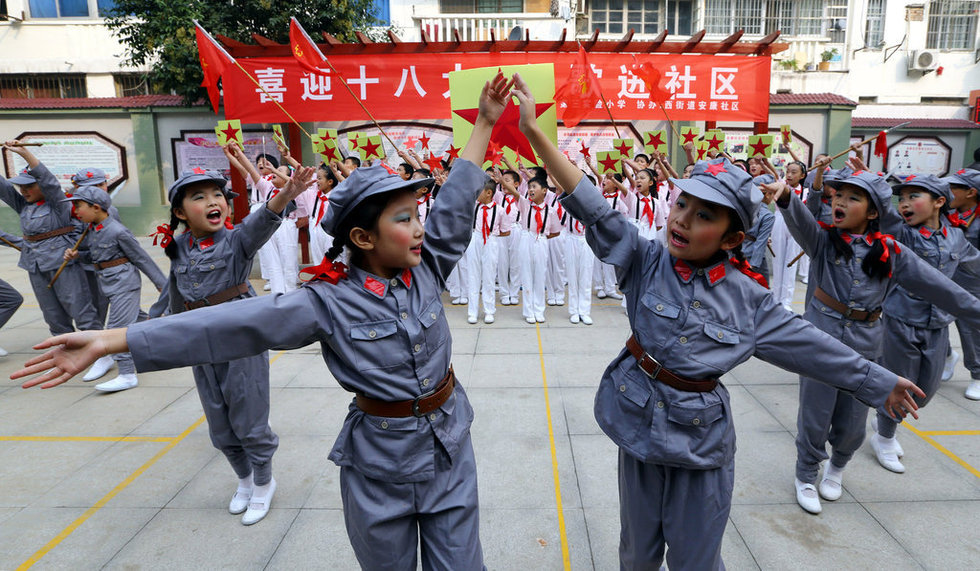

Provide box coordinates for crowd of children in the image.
[5,69,980,569]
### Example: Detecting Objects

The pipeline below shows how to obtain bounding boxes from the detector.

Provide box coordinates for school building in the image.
[1,0,978,234]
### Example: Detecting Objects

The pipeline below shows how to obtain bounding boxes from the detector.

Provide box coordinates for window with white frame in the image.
[926,0,979,50]
[441,0,523,13]
[27,0,115,18]
[591,0,661,35]
[705,0,839,37]
[864,0,886,48]
[666,0,694,35]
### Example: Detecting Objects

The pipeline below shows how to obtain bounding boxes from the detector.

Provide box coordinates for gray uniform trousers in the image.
[105,288,142,374]
[28,265,101,335]
[0,278,23,329]
[795,378,870,482]
[877,320,947,439]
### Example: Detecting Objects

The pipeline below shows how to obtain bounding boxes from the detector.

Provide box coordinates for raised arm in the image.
[117,230,168,291]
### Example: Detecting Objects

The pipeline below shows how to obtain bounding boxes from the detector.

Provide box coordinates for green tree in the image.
[103,0,381,104]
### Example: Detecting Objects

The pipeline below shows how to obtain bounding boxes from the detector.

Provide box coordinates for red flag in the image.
[630,60,670,106]
[194,22,235,113]
[289,17,329,73]
[554,45,601,128]
[873,131,888,159]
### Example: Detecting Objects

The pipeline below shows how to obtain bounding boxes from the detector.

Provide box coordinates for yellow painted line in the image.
[534,323,571,571]
[916,429,980,436]
[902,422,980,480]
[269,350,285,364]
[17,415,207,570]
[0,436,173,443]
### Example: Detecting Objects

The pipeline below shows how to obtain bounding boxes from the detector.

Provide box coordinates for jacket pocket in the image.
[349,319,402,370]
[663,392,731,469]
[594,360,653,458]
[689,321,744,374]
[637,291,681,346]
[417,297,449,357]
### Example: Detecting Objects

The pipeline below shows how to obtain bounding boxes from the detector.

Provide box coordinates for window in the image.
[440,0,523,13]
[927,0,979,50]
[113,74,168,97]
[666,0,693,35]
[706,0,839,37]
[592,0,661,35]
[371,0,389,24]
[0,74,87,98]
[27,0,115,18]
[704,0,765,35]
[864,0,886,47]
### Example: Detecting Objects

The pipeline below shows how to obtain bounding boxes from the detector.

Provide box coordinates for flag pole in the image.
[319,59,398,150]
[579,42,621,139]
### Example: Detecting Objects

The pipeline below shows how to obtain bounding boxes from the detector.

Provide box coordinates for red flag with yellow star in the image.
[194,21,235,114]
[450,64,558,167]
[289,17,329,73]
[554,45,602,129]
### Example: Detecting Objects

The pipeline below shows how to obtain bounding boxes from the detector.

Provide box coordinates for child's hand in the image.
[884,377,926,421]
[63,248,78,262]
[281,166,316,200]
[682,141,694,152]
[511,73,541,135]
[478,70,513,126]
[3,139,28,156]
[13,331,115,389]
[276,138,290,158]
[761,181,788,204]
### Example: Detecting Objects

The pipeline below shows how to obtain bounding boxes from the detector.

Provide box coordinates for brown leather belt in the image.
[24,226,74,242]
[184,282,250,310]
[813,286,881,322]
[356,367,456,418]
[498,230,511,237]
[94,257,129,270]
[626,335,718,393]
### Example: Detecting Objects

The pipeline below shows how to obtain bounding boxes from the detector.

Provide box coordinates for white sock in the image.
[824,462,844,481]
[238,473,253,492]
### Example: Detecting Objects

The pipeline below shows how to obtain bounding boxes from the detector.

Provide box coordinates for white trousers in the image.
[594,260,618,296]
[466,232,500,319]
[497,231,521,301]
[520,232,549,319]
[251,202,273,281]
[308,219,334,265]
[266,218,299,295]
[547,233,567,303]
[771,213,802,311]
[565,234,595,318]
[447,255,469,300]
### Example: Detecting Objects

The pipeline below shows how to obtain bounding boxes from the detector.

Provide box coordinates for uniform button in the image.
[855,257,862,263]
[390,279,398,287]
[697,269,704,275]
[656,304,665,311]
[414,343,421,353]
[430,312,437,320]
[368,330,377,338]
[692,301,701,309]
[853,279,860,285]
[656,401,665,409]
[692,418,701,426]
[716,331,724,339]
[193,282,199,287]
[835,259,841,265]
[209,264,215,269]
[422,378,431,387]
[679,336,688,344]
[844,322,852,328]
[429,413,437,420]
[401,312,408,319]
[620,384,627,392]
[190,260,197,265]
[381,421,389,429]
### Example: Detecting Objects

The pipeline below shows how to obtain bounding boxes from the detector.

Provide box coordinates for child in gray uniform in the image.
[15,72,512,568]
[62,186,167,392]
[509,73,924,570]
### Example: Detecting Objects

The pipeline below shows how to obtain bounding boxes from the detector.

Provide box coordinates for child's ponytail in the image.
[164,213,181,260]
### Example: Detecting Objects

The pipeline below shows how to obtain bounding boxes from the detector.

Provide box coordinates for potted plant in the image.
[778,58,799,71]
[818,48,838,71]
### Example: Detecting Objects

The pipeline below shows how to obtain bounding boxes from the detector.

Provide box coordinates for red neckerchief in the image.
[640,196,654,228]
[188,234,214,250]
[150,224,174,248]
[574,220,584,233]
[729,257,769,288]
[315,194,329,224]
[94,223,104,232]
[534,204,545,235]
[505,195,516,214]
[481,203,493,244]
[299,257,348,284]
[224,218,234,230]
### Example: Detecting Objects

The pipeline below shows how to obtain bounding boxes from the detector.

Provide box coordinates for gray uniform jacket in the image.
[127,159,489,483]
[559,177,898,470]
[880,208,980,329]
[742,207,774,268]
[78,217,168,294]
[0,164,80,272]
[780,195,980,359]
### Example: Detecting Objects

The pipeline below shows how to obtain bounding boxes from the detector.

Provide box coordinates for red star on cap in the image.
[454,99,554,164]
[705,161,727,176]
[444,144,460,161]
[956,169,966,175]
[645,132,665,150]
[904,174,917,182]
[360,138,383,160]
[579,141,591,159]
[220,124,240,143]
[614,140,633,157]
[598,154,620,173]
[851,170,864,176]
[192,167,207,174]
[86,171,94,178]
[705,134,723,152]
[749,138,770,158]
[418,132,431,150]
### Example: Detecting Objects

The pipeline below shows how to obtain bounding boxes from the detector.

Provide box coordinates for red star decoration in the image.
[579,141,591,159]
[403,136,419,149]
[360,138,383,160]
[705,162,727,176]
[86,171,94,178]
[220,124,240,144]
[444,144,460,161]
[644,132,665,150]
[852,170,865,176]
[705,134,723,152]
[598,154,620,173]
[614,140,633,157]
[957,169,966,175]
[423,153,443,172]
[487,142,505,166]
[418,132,431,150]
[904,174,917,182]
[192,167,207,174]
[749,139,771,158]
[321,143,341,162]
[349,137,360,149]
[454,99,554,164]
[682,130,698,145]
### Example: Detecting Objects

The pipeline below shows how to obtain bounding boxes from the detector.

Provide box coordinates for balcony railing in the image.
[415,13,567,42]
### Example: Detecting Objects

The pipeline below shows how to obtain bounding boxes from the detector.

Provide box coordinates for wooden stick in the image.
[787,250,805,268]
[5,142,43,147]
[229,60,314,141]
[809,121,912,171]
[48,226,88,289]
[0,236,21,251]
[321,59,398,150]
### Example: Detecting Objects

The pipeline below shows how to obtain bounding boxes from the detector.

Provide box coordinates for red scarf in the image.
[299,257,349,284]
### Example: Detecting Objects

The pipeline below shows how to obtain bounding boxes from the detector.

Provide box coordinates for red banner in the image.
[223,53,771,125]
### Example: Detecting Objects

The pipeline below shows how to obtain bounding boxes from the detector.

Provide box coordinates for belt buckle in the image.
[412,387,437,417]
[843,307,854,319]
[641,352,663,381]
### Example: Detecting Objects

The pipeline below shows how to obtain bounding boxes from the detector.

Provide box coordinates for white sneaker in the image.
[581,315,593,325]
[525,316,537,324]
[818,464,843,501]
[262,282,271,291]
[966,380,980,400]
[483,314,494,324]
[570,314,580,324]
[83,355,116,382]
[242,477,276,525]
[94,373,138,393]
[467,316,478,324]
[229,474,253,514]
[942,349,960,382]
[535,315,546,323]
[451,297,462,305]
[795,478,822,514]
[596,290,607,299]
[870,433,906,473]
[607,292,624,300]
[459,297,469,305]
[547,299,556,306]
[0,346,8,357]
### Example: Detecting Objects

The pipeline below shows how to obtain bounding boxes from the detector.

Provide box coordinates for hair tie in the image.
[299,257,348,284]
[866,231,901,277]
[150,224,174,248]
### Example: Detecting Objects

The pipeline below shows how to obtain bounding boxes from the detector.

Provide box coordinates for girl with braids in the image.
[15,71,512,569]
[768,169,980,515]
[510,72,923,570]
[770,159,809,310]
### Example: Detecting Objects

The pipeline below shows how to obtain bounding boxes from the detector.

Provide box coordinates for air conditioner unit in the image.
[908,49,939,73]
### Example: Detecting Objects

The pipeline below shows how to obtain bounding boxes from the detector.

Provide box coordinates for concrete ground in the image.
[0,239,978,570]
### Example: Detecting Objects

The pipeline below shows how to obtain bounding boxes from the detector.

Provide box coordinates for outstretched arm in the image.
[513,74,584,193]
